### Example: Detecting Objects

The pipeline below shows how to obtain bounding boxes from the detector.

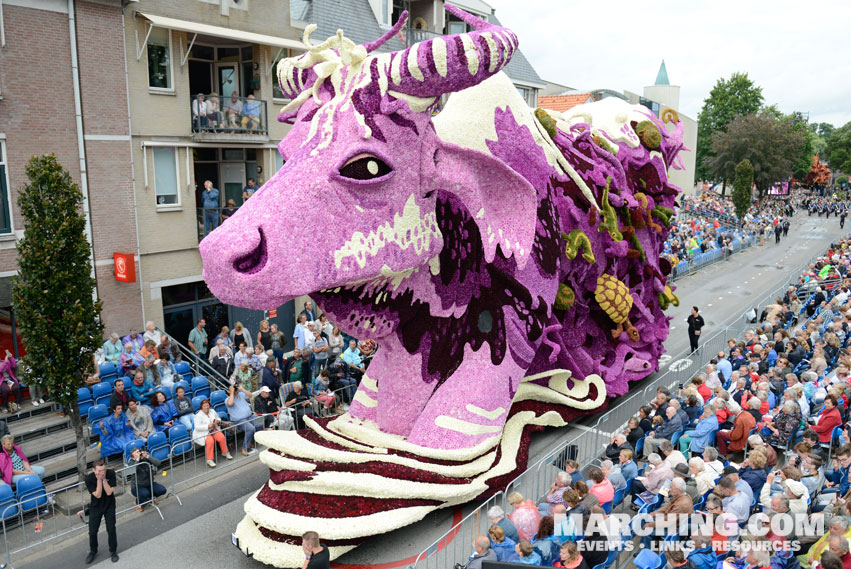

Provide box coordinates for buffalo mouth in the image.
[233,228,268,275]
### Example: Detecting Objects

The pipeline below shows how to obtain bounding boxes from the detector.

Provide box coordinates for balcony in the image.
[190,94,269,143]
[406,28,443,46]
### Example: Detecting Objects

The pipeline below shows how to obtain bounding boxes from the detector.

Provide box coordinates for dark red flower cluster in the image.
[256,485,441,518]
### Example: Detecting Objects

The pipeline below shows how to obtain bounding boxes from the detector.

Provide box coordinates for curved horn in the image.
[379,5,517,98]
[364,10,408,53]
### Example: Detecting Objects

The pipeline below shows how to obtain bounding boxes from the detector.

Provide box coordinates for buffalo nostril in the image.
[233,228,268,275]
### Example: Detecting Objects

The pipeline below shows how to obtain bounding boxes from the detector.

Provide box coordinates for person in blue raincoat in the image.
[149,391,178,432]
[99,403,135,458]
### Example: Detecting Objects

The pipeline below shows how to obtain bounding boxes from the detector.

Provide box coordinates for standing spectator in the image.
[125,399,154,442]
[102,333,122,365]
[201,180,220,236]
[311,331,330,378]
[234,360,253,392]
[214,326,233,351]
[300,301,317,322]
[192,399,231,468]
[328,327,344,360]
[85,459,118,564]
[293,314,310,350]
[188,318,208,363]
[0,352,22,414]
[229,322,252,351]
[257,320,272,354]
[173,385,194,431]
[269,323,286,368]
[210,344,234,379]
[191,93,207,130]
[0,434,45,484]
[687,306,705,353]
[226,384,257,456]
[286,349,307,384]
[126,447,166,512]
[223,91,243,128]
[254,386,280,429]
[301,531,330,569]
[242,178,257,201]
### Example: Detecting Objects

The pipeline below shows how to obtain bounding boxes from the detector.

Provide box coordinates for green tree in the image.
[12,155,103,480]
[706,112,806,199]
[695,72,764,186]
[732,159,754,220]
[788,114,814,181]
[826,121,851,174]
[837,175,849,188]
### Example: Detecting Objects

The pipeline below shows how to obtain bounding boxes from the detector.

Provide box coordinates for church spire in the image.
[655,60,669,86]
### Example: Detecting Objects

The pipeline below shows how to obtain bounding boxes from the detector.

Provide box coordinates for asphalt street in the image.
[20,211,848,569]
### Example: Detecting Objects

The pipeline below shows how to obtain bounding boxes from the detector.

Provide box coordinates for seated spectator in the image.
[764,400,801,448]
[128,370,155,406]
[225,384,257,457]
[139,339,157,360]
[531,516,559,566]
[687,534,716,569]
[123,330,144,352]
[193,399,231,467]
[808,517,851,567]
[125,398,154,441]
[642,478,693,548]
[210,344,234,379]
[98,403,134,458]
[312,370,335,412]
[341,340,365,377]
[736,450,768,495]
[0,434,45,484]
[173,385,194,431]
[683,405,719,456]
[149,391,177,432]
[102,333,122,365]
[619,449,638,481]
[821,551,845,569]
[564,459,584,484]
[578,506,610,568]
[119,342,144,375]
[703,495,736,553]
[253,386,280,429]
[553,540,589,569]
[157,334,181,363]
[587,467,614,506]
[487,506,520,544]
[630,453,672,503]
[802,453,824,495]
[508,539,542,566]
[689,457,716,495]
[812,395,843,443]
[223,91,243,128]
[638,405,654,434]
[191,93,207,129]
[284,381,311,430]
[156,356,177,389]
[828,536,851,569]
[206,93,222,129]
[221,199,237,223]
[605,432,632,461]
[140,356,159,386]
[465,535,497,569]
[666,546,697,569]
[716,401,754,456]
[240,94,261,130]
[143,321,163,346]
[673,463,699,502]
[506,491,542,541]
[488,525,516,562]
[601,459,625,491]
[747,435,777,467]
[0,353,22,414]
[624,416,645,449]
[539,471,571,515]
[109,378,129,412]
[660,439,686,470]
[574,480,599,511]
[126,447,166,512]
[715,476,749,523]
[644,406,684,455]
[702,447,724,477]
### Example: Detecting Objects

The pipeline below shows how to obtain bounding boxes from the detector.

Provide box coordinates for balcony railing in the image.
[406,27,443,46]
[190,94,268,136]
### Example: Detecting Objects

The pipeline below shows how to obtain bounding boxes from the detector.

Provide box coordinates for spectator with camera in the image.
[126,447,166,512]
[225,384,257,456]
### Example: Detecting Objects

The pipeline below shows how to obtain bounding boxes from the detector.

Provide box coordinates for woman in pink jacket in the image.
[0,352,22,414]
[0,434,44,485]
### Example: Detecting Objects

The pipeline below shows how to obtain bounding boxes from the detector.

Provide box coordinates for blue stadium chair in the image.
[146,431,169,462]
[92,381,113,408]
[210,389,228,414]
[591,546,621,569]
[174,361,192,382]
[99,362,118,382]
[612,487,626,509]
[635,437,645,457]
[634,549,664,569]
[88,404,109,438]
[0,485,18,521]
[601,500,613,515]
[156,385,173,401]
[168,425,192,456]
[671,428,684,446]
[191,376,210,399]
[77,387,93,418]
[192,395,208,412]
[123,439,145,465]
[16,475,47,513]
[174,379,190,397]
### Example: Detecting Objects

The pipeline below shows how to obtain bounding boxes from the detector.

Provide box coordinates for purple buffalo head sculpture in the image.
[201,7,683,451]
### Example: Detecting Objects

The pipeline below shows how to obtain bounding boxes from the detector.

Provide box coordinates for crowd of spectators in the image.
[191,91,262,132]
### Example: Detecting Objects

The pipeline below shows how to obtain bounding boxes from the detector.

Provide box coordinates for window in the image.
[381,0,390,24]
[275,151,285,172]
[0,141,11,234]
[515,86,537,108]
[147,26,172,90]
[153,147,179,206]
[272,49,292,101]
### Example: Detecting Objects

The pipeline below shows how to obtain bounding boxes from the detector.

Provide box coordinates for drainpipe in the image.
[120,4,146,323]
[68,0,98,299]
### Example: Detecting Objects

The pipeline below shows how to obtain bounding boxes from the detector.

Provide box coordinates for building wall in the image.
[667,114,698,196]
[643,84,680,112]
[0,1,142,333]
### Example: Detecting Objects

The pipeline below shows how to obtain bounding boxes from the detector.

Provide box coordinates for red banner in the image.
[113,252,136,283]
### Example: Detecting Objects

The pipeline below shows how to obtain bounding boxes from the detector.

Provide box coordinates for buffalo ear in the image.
[432,140,537,269]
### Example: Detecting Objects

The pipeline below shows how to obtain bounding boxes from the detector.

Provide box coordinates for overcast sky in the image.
[488,0,851,128]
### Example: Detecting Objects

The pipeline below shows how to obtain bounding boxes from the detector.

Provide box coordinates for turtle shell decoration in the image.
[595,274,640,342]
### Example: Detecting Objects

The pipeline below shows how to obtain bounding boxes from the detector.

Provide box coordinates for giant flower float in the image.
[199,7,685,567]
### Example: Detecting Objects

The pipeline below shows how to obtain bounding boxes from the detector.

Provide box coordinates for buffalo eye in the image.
[339,154,392,181]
